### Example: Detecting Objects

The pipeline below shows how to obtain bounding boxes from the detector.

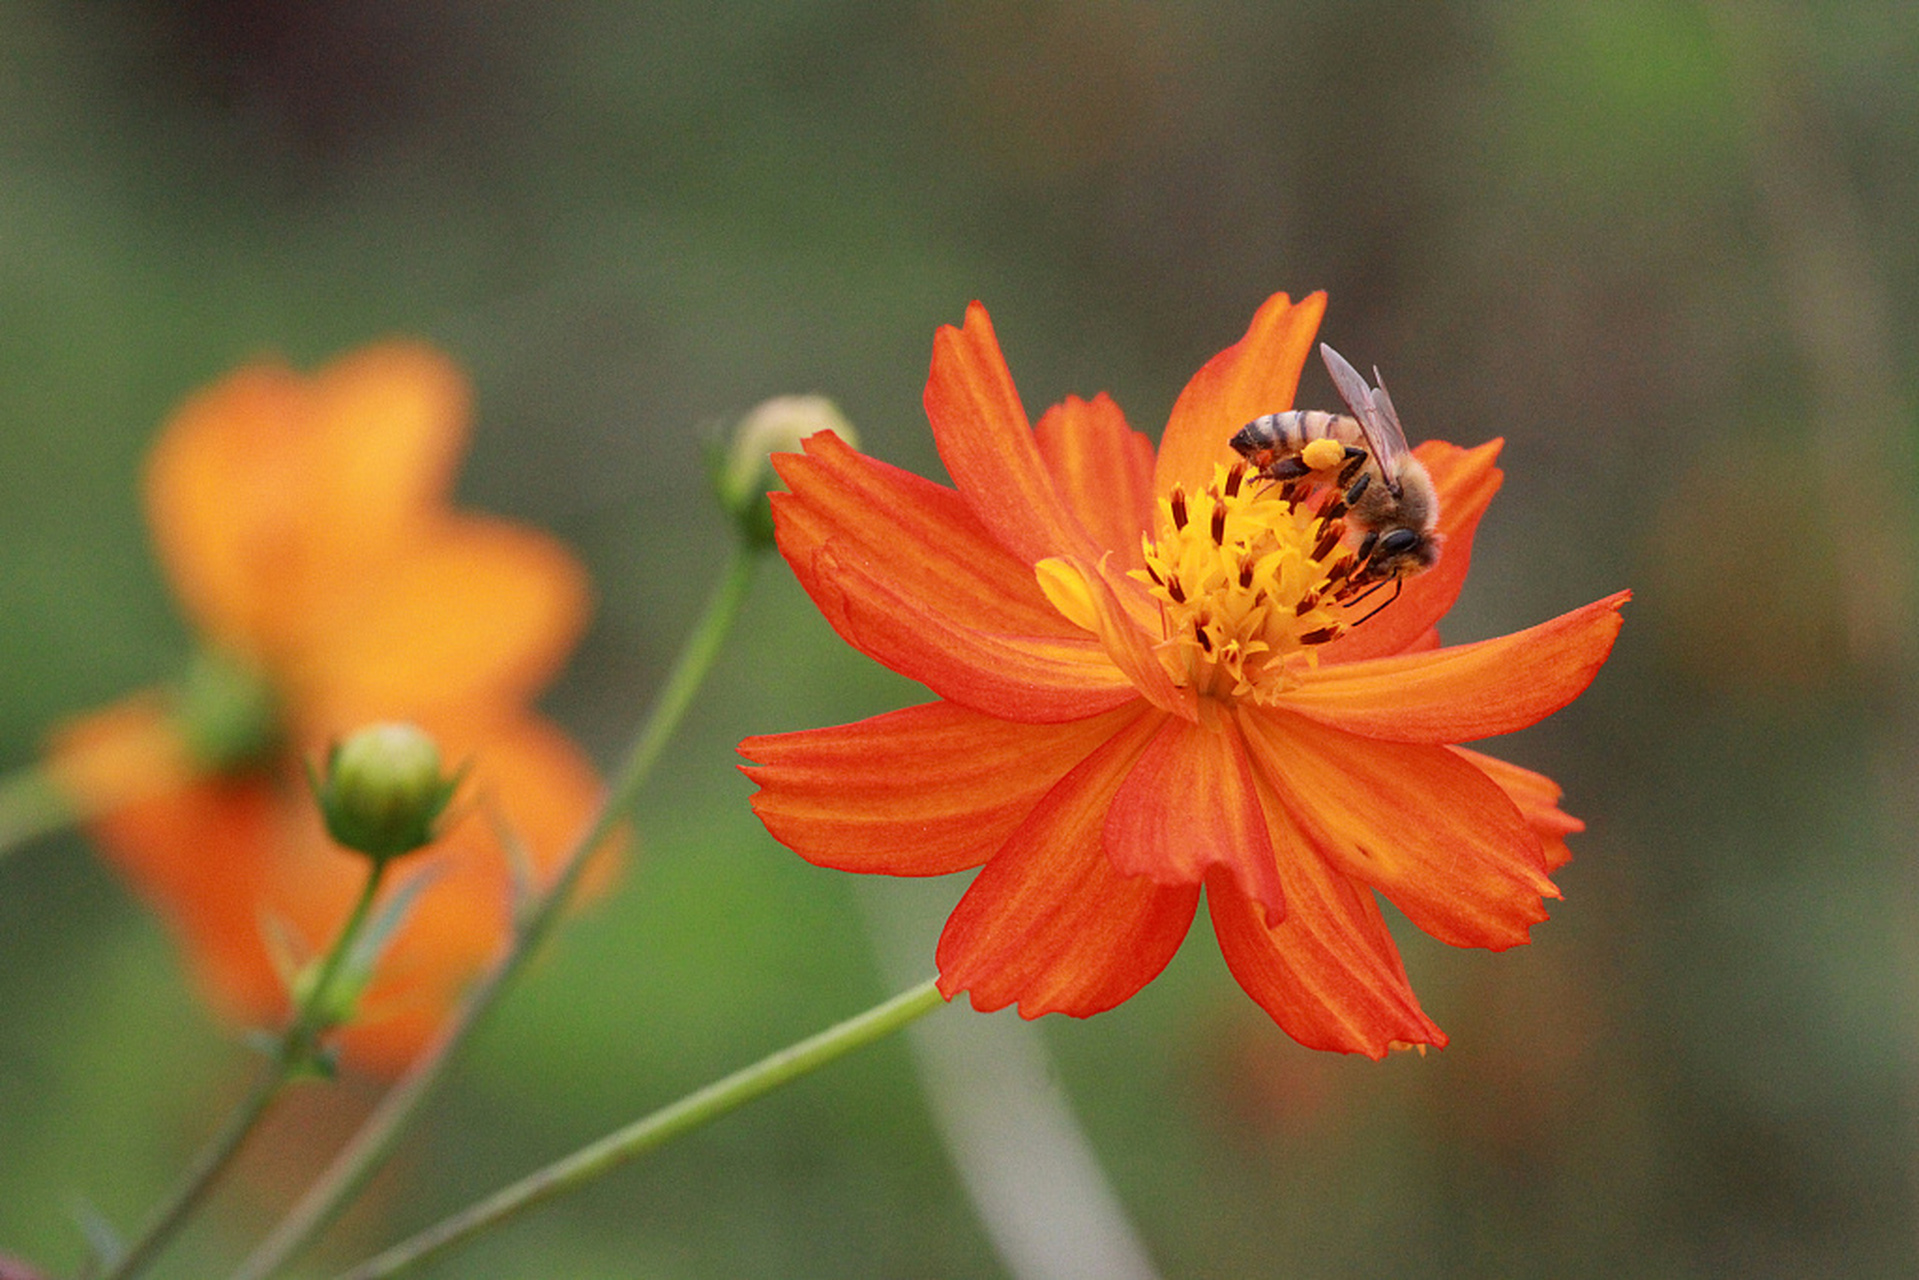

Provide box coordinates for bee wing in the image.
[1365,367,1414,474]
[1319,344,1410,492]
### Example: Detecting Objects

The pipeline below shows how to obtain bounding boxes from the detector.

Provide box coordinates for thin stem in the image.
[98,1062,286,1280]
[233,547,763,1280]
[0,763,77,865]
[333,979,948,1280]
[281,863,390,1066]
[101,861,391,1280]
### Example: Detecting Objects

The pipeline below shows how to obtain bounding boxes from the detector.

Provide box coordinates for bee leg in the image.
[1349,577,1404,626]
[1335,448,1369,486]
[1343,472,1372,507]
[1353,528,1380,566]
[1345,577,1386,606]
[1267,456,1313,481]
[1337,575,1391,621]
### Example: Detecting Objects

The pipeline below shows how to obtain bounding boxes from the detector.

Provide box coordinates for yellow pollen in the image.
[1301,436,1347,473]
[1130,461,1357,701]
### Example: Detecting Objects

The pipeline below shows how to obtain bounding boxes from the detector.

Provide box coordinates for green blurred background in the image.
[2,2,1916,1276]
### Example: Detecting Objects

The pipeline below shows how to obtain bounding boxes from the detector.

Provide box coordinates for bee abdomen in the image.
[1233,410,1353,451]
[1231,411,1362,480]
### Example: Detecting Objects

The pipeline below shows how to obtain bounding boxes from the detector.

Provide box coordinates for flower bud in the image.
[714,395,857,547]
[312,722,460,862]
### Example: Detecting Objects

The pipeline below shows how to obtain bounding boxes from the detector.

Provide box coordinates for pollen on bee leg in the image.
[1300,437,1347,473]
[1034,557,1100,633]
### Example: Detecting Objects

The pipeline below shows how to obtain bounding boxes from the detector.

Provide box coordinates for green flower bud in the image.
[312,722,460,862]
[714,395,858,548]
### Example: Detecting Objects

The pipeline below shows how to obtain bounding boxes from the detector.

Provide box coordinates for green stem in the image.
[0,763,77,865]
[100,860,391,1280]
[98,1061,285,1280]
[333,979,947,1280]
[281,862,390,1068]
[232,547,763,1280]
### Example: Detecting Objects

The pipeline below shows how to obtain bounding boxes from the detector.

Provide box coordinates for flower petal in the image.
[741,701,1146,876]
[772,432,1077,639]
[802,543,1140,723]
[1033,393,1157,570]
[145,344,469,657]
[1104,712,1283,919]
[1242,710,1555,950]
[1276,591,1630,742]
[144,364,307,655]
[1154,291,1327,499]
[1319,439,1506,662]
[47,702,284,1020]
[937,709,1201,1016]
[304,342,471,544]
[925,302,1103,566]
[1207,781,1445,1056]
[427,711,611,887]
[293,517,591,727]
[44,692,198,815]
[1453,746,1585,873]
[773,435,1135,722]
[1039,556,1194,718]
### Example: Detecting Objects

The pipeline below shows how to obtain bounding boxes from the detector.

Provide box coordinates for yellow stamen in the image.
[1127,462,1359,701]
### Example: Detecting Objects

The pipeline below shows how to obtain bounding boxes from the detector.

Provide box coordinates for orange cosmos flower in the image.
[47,342,607,1074]
[740,293,1626,1056]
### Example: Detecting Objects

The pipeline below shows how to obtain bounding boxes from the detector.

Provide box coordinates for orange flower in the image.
[48,343,607,1074]
[740,294,1626,1056]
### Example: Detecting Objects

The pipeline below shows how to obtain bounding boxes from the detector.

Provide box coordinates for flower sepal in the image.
[171,648,280,775]
[240,1020,339,1081]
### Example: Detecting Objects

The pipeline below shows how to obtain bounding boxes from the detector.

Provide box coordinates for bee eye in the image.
[1377,529,1421,557]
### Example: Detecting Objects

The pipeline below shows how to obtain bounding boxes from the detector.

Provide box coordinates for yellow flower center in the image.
[1131,461,1368,701]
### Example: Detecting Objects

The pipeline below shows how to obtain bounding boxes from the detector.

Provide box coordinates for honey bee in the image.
[1231,343,1442,589]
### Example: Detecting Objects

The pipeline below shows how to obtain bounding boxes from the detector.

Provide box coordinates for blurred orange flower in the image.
[48,343,607,1074]
[741,294,1626,1056]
